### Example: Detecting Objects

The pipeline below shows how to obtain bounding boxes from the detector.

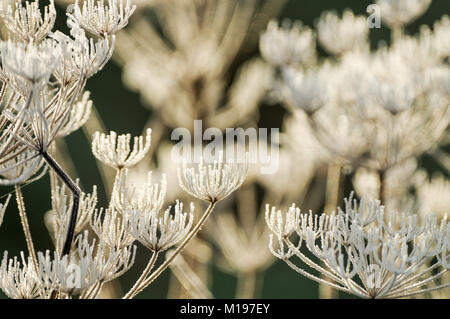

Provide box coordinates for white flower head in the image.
[125,200,194,252]
[92,128,152,170]
[68,0,136,38]
[177,152,248,203]
[260,19,316,67]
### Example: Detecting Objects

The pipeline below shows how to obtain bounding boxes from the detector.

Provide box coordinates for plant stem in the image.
[122,250,159,299]
[42,152,80,256]
[124,201,216,299]
[14,184,38,271]
[235,271,257,299]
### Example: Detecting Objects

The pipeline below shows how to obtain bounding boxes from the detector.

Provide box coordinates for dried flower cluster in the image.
[0,0,448,300]
[0,0,247,299]
[267,194,449,298]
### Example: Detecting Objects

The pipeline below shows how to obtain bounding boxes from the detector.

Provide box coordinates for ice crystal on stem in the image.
[266,194,450,299]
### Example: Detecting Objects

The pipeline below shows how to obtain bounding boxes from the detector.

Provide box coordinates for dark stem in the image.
[378,169,386,206]
[42,152,80,256]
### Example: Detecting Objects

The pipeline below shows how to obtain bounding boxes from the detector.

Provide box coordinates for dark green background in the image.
[0,0,449,299]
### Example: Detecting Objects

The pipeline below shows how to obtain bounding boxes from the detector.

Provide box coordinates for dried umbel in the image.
[0,0,135,261]
[68,0,136,37]
[0,232,136,299]
[126,200,194,252]
[178,154,248,203]
[0,0,57,43]
[92,128,152,170]
[112,169,165,213]
[266,195,450,299]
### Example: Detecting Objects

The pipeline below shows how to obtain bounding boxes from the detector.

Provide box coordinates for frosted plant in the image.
[260,20,316,67]
[68,0,136,38]
[0,231,136,299]
[0,0,57,43]
[91,208,135,249]
[316,10,369,55]
[0,195,11,229]
[0,251,43,299]
[38,232,136,298]
[112,169,165,213]
[126,200,194,252]
[266,194,450,299]
[0,0,135,260]
[92,128,152,170]
[118,153,247,299]
[48,173,98,252]
[177,154,248,203]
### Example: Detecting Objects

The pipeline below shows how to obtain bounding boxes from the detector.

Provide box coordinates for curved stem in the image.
[42,152,80,256]
[14,184,38,271]
[126,201,216,299]
[122,250,159,299]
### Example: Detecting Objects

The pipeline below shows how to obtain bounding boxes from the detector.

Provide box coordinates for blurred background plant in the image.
[0,0,449,299]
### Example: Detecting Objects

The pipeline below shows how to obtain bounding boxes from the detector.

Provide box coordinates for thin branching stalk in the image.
[122,250,159,299]
[124,201,216,299]
[14,184,38,271]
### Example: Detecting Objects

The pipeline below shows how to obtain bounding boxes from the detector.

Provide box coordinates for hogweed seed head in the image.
[112,169,166,214]
[68,0,136,38]
[125,200,194,252]
[177,153,248,203]
[92,128,152,170]
[0,39,61,85]
[266,194,450,299]
[91,208,135,249]
[0,251,42,299]
[0,0,56,43]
